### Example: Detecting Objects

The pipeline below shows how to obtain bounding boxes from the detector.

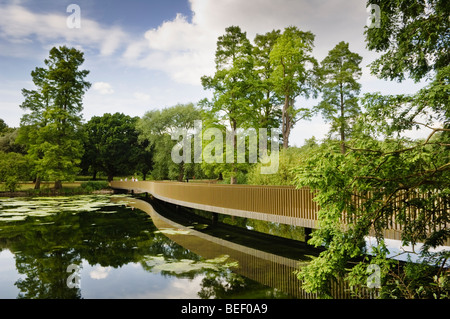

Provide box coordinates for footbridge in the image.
[110,180,416,242]
[111,181,320,228]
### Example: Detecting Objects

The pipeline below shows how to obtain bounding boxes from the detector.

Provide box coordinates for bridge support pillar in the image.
[212,213,218,225]
[304,227,313,244]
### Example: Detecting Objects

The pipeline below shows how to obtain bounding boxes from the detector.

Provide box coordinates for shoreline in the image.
[0,188,114,198]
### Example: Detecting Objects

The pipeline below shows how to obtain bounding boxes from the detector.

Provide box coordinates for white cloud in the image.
[120,0,371,86]
[133,92,151,102]
[92,82,114,95]
[0,3,127,57]
[130,12,216,85]
[89,266,111,280]
[0,0,373,88]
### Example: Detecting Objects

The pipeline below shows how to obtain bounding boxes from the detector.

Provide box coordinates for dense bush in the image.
[80,181,110,191]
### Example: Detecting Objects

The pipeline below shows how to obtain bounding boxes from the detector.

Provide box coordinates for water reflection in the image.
[0,195,301,299]
[117,197,319,299]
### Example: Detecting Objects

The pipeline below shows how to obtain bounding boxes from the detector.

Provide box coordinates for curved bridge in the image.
[111,180,420,243]
[110,181,450,246]
[110,181,320,230]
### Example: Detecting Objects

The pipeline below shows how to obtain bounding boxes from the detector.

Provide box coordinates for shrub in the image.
[81,181,110,191]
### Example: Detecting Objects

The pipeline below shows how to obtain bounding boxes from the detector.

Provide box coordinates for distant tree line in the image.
[1,25,365,189]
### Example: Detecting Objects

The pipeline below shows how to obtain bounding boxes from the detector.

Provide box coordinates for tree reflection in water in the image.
[0,195,295,299]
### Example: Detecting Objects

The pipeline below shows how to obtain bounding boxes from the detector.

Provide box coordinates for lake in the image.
[0,194,327,299]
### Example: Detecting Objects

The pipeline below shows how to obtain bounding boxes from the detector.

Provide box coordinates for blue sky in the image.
[0,0,428,146]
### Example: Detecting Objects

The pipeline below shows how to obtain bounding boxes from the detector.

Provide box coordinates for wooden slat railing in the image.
[110,181,449,245]
[110,181,320,229]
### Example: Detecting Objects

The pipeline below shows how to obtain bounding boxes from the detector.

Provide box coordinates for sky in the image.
[0,0,428,146]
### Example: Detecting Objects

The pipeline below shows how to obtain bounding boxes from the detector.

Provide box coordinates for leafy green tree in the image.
[18,46,90,189]
[315,41,362,154]
[0,151,32,191]
[0,118,8,133]
[247,138,318,186]
[365,0,449,83]
[137,103,201,181]
[293,1,449,298]
[82,113,142,181]
[201,26,257,183]
[133,138,154,181]
[252,30,283,131]
[0,128,27,154]
[269,26,318,149]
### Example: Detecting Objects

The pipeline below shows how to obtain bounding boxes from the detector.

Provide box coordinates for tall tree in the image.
[82,113,141,182]
[137,103,201,181]
[294,1,449,298]
[18,46,90,189]
[269,26,318,149]
[201,26,256,183]
[315,41,362,154]
[252,30,282,130]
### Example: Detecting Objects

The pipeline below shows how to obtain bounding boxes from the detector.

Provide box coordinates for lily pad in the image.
[143,254,237,275]
[0,216,27,222]
[2,207,32,213]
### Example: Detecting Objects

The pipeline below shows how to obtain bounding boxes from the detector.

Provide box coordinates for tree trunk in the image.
[339,84,346,154]
[34,176,41,190]
[282,94,290,149]
[230,119,237,184]
[108,174,114,182]
[54,180,63,190]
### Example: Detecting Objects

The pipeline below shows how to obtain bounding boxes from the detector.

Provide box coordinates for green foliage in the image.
[201,26,257,183]
[365,0,449,82]
[18,46,91,188]
[247,138,318,186]
[0,128,27,154]
[200,26,319,182]
[315,41,362,152]
[251,30,283,130]
[0,118,8,133]
[80,181,110,191]
[137,103,202,181]
[293,130,449,297]
[269,26,318,148]
[0,152,32,191]
[201,26,256,131]
[81,113,144,181]
[292,1,449,298]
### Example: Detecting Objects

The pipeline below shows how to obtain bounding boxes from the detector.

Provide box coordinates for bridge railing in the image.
[110,180,449,245]
[110,181,320,228]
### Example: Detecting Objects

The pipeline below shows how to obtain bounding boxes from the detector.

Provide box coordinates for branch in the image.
[355,163,450,184]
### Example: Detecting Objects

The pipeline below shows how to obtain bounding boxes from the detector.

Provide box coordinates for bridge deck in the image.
[111,181,320,229]
[110,181,449,245]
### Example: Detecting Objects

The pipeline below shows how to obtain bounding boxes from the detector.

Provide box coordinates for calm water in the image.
[0,195,320,299]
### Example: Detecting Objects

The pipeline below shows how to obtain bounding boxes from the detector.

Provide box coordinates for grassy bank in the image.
[0,180,112,197]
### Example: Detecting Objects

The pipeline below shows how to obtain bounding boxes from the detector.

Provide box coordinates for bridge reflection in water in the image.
[113,197,377,299]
